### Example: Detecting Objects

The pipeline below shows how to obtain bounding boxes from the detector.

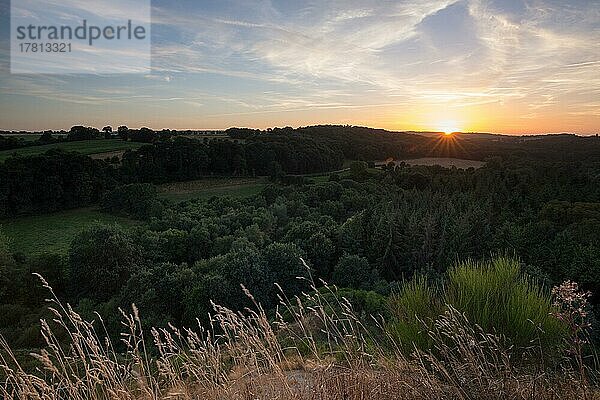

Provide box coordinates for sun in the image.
[437,120,461,135]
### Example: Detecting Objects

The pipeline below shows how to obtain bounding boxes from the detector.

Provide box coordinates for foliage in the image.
[445,257,567,349]
[68,224,144,301]
[101,183,164,219]
[1,208,138,255]
[2,126,600,371]
[0,139,143,162]
[388,276,441,351]
[332,253,379,290]
[67,126,100,141]
[388,257,568,354]
[0,151,117,217]
[0,230,15,302]
[0,278,597,399]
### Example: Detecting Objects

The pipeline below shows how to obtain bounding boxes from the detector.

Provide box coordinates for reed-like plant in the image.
[387,276,441,351]
[0,260,596,399]
[445,256,567,350]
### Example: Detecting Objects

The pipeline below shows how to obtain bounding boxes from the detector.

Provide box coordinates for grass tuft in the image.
[0,259,595,399]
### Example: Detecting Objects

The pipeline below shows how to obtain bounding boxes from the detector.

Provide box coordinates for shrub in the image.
[350,161,368,179]
[445,257,567,350]
[389,257,567,355]
[332,253,378,290]
[388,276,441,351]
[68,224,144,301]
[101,183,163,219]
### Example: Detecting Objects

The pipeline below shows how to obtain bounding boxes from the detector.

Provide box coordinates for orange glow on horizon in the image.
[435,119,462,135]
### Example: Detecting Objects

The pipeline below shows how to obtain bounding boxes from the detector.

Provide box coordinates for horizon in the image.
[1,124,599,138]
[1,0,599,134]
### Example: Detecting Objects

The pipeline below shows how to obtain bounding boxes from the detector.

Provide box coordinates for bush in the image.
[445,257,567,349]
[388,257,567,354]
[350,161,368,179]
[68,224,144,302]
[101,183,163,219]
[388,276,441,351]
[0,230,18,303]
[332,254,378,290]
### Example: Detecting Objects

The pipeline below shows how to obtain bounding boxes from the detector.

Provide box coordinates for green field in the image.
[1,208,138,255]
[2,178,267,255]
[158,178,268,202]
[401,157,485,169]
[3,134,44,141]
[0,140,144,161]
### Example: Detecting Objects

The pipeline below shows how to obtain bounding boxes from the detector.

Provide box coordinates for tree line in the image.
[2,155,600,347]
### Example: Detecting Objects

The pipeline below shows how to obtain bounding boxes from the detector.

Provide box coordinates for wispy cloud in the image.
[0,0,598,132]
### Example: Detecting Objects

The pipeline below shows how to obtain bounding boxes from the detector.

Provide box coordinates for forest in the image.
[1,125,600,398]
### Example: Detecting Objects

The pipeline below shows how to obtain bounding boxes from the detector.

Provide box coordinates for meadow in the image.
[0,139,143,161]
[376,157,486,169]
[157,178,268,202]
[402,157,485,169]
[1,178,267,255]
[1,134,45,141]
[1,208,138,255]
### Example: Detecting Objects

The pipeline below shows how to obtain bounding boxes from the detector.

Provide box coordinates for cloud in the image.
[1,0,598,132]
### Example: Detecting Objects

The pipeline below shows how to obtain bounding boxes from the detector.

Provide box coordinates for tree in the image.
[305,232,337,278]
[67,126,100,141]
[128,127,156,143]
[68,225,144,301]
[122,262,195,326]
[102,126,113,139]
[332,254,378,290]
[0,231,16,303]
[25,252,68,304]
[38,131,55,144]
[263,242,308,296]
[268,161,284,181]
[186,241,272,317]
[117,125,129,140]
[350,161,368,179]
[101,183,163,219]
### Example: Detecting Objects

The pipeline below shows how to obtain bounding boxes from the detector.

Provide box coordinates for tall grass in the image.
[445,257,567,350]
[388,276,441,351]
[390,257,567,355]
[0,261,597,399]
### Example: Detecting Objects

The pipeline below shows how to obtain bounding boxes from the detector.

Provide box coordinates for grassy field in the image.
[399,157,485,169]
[158,178,268,202]
[0,140,144,161]
[3,134,44,141]
[1,208,138,255]
[2,178,266,255]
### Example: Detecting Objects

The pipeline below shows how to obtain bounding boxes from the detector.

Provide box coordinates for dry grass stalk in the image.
[0,267,598,399]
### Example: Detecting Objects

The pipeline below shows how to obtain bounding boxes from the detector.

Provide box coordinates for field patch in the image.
[2,134,44,141]
[0,140,144,161]
[397,157,485,169]
[1,208,138,255]
[158,178,268,202]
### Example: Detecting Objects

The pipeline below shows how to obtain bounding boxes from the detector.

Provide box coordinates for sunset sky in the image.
[0,0,599,134]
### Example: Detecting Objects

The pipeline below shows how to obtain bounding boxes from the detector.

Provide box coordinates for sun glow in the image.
[437,120,461,135]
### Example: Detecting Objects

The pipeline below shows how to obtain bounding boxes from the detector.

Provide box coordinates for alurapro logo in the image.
[11,0,151,74]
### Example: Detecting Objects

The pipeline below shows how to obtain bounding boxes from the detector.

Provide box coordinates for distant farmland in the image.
[0,139,144,161]
[1,208,138,255]
[400,157,485,169]
[377,157,485,169]
[158,177,267,202]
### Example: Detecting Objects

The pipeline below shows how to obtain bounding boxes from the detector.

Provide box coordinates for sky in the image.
[0,0,599,134]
